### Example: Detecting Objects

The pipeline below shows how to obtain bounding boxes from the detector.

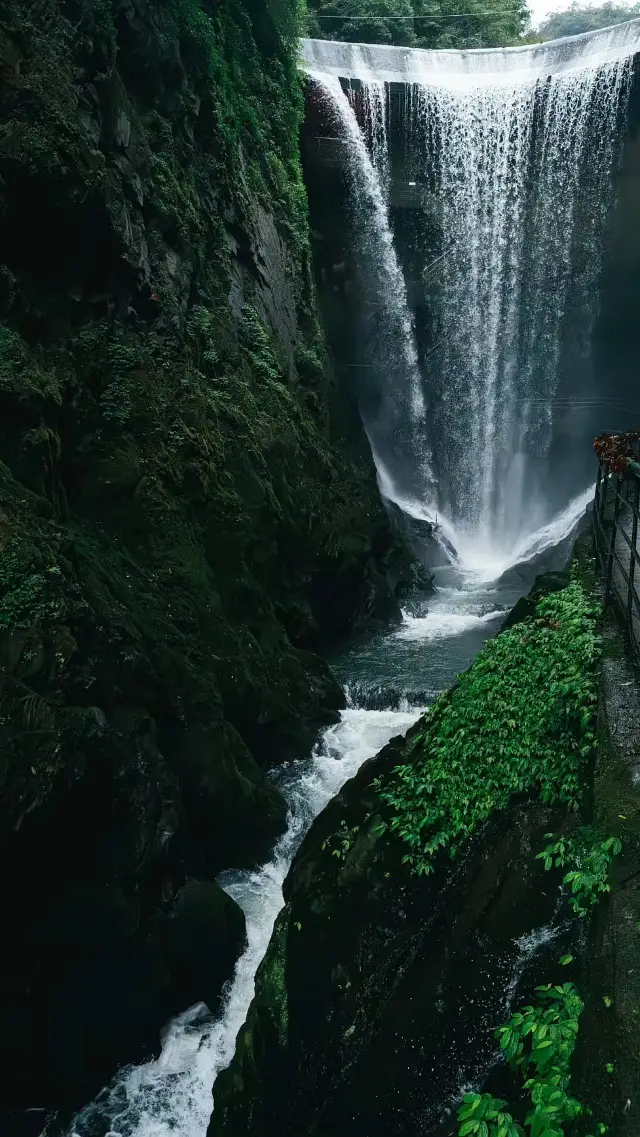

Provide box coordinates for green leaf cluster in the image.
[322,818,360,860]
[538,1,640,41]
[497,981,582,1071]
[537,830,622,916]
[378,581,599,875]
[458,1092,522,1137]
[459,983,607,1137]
[306,0,530,51]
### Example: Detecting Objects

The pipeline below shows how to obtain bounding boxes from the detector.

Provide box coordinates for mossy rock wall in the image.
[0,0,408,1113]
[211,729,578,1137]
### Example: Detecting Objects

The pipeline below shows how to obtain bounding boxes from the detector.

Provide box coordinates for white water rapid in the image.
[302,23,637,559]
[68,704,422,1137]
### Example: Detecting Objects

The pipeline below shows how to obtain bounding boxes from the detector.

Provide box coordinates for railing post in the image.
[628,474,639,632]
[599,461,609,528]
[605,473,621,601]
[593,461,606,570]
[593,435,640,666]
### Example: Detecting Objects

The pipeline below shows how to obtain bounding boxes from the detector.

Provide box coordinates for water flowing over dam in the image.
[301,20,640,85]
[302,23,639,571]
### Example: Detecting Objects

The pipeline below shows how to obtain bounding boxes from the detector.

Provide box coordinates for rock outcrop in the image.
[211,729,577,1137]
[211,559,603,1137]
[0,0,408,1113]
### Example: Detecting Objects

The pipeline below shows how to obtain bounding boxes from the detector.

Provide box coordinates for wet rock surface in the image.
[0,0,410,1113]
[500,569,573,629]
[572,617,640,1137]
[211,725,577,1137]
[209,537,640,1137]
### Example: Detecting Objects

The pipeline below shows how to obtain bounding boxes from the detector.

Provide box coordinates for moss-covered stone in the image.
[0,0,409,1114]
[211,726,578,1137]
[210,533,615,1137]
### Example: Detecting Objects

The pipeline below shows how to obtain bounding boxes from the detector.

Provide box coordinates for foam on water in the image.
[375,458,592,581]
[397,607,503,641]
[301,21,640,87]
[446,486,596,583]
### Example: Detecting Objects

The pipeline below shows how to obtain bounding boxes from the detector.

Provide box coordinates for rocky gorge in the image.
[2,3,640,1137]
[0,0,411,1122]
[211,542,640,1137]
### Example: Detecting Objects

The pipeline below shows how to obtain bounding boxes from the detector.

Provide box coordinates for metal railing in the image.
[593,451,640,665]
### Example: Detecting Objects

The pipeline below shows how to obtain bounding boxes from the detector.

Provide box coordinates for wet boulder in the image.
[500,569,571,629]
[165,880,247,1015]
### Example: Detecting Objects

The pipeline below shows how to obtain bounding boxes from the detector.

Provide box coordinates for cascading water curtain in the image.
[408,59,633,552]
[314,75,436,510]
[353,79,390,189]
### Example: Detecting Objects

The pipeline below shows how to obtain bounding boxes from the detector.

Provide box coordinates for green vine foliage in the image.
[459,983,607,1137]
[537,830,622,916]
[322,818,360,861]
[197,0,313,268]
[458,1093,523,1137]
[378,581,599,875]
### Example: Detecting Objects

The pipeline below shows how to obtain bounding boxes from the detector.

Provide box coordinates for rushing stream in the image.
[67,492,588,1137]
[65,20,640,1137]
[69,703,420,1137]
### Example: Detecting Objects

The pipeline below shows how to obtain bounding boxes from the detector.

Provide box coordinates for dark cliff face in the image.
[0,0,408,1114]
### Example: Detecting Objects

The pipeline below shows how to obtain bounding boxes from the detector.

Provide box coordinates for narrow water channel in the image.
[67,495,588,1137]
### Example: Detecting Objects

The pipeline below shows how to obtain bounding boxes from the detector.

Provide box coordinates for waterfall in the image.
[301,26,638,563]
[413,60,631,551]
[309,72,436,512]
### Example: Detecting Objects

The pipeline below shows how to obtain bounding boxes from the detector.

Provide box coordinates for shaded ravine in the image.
[65,29,603,1127]
[66,496,588,1137]
[207,541,592,1137]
